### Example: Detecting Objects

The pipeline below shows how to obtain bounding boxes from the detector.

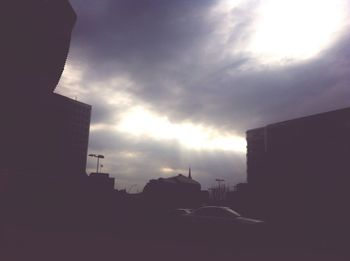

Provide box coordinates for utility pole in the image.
[88,154,105,173]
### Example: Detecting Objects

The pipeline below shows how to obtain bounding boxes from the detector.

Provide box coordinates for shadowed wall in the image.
[0,1,90,183]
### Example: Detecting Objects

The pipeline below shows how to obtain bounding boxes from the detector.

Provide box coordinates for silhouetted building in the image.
[225,183,258,217]
[2,0,77,96]
[247,107,350,231]
[0,0,98,229]
[0,93,91,179]
[49,94,91,176]
[0,1,91,181]
[143,172,202,208]
[88,173,115,192]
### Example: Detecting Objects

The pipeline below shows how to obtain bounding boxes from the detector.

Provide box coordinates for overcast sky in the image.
[56,0,350,192]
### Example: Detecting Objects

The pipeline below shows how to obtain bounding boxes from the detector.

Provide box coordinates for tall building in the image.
[246,107,350,228]
[48,93,91,176]
[0,1,91,185]
[2,0,77,97]
[0,1,94,224]
[0,93,91,186]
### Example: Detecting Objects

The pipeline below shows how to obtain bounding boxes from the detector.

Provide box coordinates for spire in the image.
[188,166,192,179]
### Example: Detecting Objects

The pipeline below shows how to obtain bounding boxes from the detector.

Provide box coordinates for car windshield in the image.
[224,208,241,217]
[193,207,241,218]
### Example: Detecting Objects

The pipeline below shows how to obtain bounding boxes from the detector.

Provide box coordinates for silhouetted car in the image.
[184,206,265,242]
[168,208,192,216]
[188,206,263,224]
[166,208,192,225]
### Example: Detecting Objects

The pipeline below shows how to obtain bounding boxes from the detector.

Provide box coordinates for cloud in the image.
[58,0,350,190]
[86,128,246,190]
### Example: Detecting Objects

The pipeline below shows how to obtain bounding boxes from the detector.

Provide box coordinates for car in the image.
[165,208,192,225]
[188,206,263,225]
[184,206,265,243]
[168,208,192,216]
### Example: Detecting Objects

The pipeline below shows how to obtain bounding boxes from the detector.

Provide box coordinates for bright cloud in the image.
[60,63,247,153]
[160,167,175,173]
[61,0,350,190]
[116,106,247,152]
[56,63,87,98]
[247,0,349,64]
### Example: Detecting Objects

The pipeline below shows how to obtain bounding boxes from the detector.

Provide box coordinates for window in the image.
[193,207,240,218]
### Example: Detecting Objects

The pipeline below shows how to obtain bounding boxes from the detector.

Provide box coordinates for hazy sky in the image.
[57,0,350,192]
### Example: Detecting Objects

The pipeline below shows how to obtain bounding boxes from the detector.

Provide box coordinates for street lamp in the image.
[215,178,226,201]
[88,154,105,173]
[215,178,225,187]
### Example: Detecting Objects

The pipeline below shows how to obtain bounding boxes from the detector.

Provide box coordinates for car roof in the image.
[195,206,241,216]
[197,206,229,209]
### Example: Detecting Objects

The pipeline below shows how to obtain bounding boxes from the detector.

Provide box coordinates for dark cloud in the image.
[64,0,350,190]
[70,0,217,76]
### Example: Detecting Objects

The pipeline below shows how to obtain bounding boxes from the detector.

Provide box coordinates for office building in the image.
[0,0,91,181]
[246,107,350,226]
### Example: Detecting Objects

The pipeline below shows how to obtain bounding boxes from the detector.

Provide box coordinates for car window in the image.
[193,208,215,216]
[193,207,239,218]
[224,208,241,218]
[169,209,188,215]
[212,208,233,218]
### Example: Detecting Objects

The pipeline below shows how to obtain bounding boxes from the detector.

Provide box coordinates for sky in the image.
[56,0,350,192]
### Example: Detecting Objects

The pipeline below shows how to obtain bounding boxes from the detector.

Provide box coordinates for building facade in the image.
[0,1,91,188]
[49,93,91,176]
[246,107,350,229]
[143,173,202,208]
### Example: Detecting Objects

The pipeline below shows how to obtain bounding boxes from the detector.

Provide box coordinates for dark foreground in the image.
[1,222,349,261]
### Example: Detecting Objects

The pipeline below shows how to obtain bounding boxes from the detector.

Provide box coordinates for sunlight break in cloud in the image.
[160,167,175,173]
[59,64,246,153]
[116,106,247,153]
[247,0,348,64]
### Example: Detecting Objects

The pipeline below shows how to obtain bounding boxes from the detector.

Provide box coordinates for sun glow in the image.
[161,167,175,173]
[247,0,348,63]
[116,106,246,153]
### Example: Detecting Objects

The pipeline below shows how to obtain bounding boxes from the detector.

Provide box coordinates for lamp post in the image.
[88,154,105,173]
[215,178,225,187]
[215,179,225,201]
